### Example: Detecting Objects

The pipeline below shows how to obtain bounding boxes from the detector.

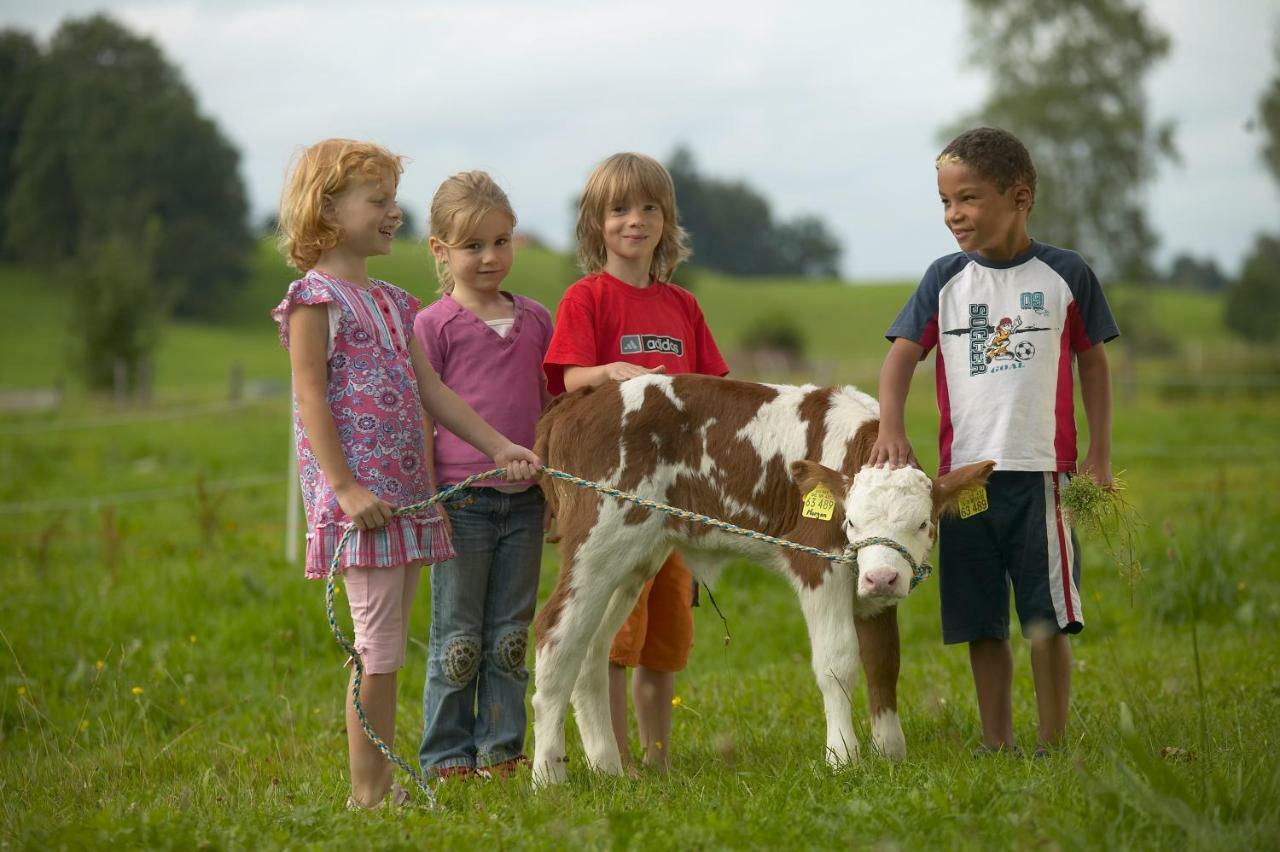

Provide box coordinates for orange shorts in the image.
[609,552,694,672]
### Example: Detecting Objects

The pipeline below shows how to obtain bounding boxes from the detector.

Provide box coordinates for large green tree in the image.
[0,30,42,260]
[1224,27,1280,344]
[667,146,842,278]
[1224,236,1280,344]
[4,15,250,318]
[1261,29,1280,186]
[951,0,1176,280]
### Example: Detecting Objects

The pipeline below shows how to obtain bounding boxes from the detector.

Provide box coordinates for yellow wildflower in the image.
[189,635,198,644]
[80,720,90,731]
[95,660,105,670]
[131,686,144,696]
[16,686,26,696]
[671,696,683,708]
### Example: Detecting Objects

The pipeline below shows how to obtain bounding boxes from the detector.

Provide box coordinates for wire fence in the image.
[0,398,284,436]
[2,378,1277,547]
[0,475,283,515]
[2,444,1277,517]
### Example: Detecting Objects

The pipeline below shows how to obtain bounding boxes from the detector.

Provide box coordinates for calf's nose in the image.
[861,568,899,595]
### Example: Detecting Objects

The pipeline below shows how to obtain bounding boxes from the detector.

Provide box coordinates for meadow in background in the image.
[1,239,1277,849]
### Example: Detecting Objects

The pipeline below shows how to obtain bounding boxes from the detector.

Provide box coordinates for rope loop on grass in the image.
[326,465,932,804]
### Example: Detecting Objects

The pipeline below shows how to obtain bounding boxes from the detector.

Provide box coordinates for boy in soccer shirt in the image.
[870,127,1119,756]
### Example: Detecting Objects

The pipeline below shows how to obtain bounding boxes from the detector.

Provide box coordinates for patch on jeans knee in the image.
[442,636,481,684]
[495,629,528,673]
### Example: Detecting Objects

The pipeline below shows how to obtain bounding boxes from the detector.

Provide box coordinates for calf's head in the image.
[790,459,995,601]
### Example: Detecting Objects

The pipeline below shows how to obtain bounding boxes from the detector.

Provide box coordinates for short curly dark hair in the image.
[937,127,1037,197]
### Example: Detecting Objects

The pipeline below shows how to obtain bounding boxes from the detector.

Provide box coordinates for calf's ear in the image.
[933,460,996,516]
[790,460,852,499]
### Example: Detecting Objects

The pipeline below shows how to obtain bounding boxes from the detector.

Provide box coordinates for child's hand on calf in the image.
[866,431,918,470]
[605,362,665,382]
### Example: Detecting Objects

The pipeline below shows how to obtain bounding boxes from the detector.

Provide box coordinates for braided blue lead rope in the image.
[325,465,931,805]
[538,467,932,590]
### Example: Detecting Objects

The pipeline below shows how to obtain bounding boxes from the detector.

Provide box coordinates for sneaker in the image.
[1032,745,1053,759]
[430,765,481,784]
[480,755,530,781]
[971,744,1025,758]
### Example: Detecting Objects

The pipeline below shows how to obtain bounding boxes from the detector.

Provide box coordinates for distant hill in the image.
[0,238,1257,399]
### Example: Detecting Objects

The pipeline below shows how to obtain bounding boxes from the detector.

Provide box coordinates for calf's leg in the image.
[531,540,619,786]
[572,573,649,773]
[796,570,861,767]
[855,605,906,761]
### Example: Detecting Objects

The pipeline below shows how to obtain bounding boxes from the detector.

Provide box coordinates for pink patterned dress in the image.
[272,269,454,579]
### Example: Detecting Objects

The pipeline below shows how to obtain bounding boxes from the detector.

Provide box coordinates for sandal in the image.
[430,765,481,784]
[345,783,410,811]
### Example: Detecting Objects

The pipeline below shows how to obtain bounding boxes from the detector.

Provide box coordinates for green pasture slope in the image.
[1,243,1278,849]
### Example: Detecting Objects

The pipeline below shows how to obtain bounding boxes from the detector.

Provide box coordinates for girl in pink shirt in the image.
[412,171,554,782]
[272,142,538,809]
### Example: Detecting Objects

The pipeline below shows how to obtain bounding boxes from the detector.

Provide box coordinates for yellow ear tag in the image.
[956,486,989,519]
[802,483,837,521]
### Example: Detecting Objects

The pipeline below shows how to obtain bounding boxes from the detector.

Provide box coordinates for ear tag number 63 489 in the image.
[802,483,836,521]
[957,486,989,519]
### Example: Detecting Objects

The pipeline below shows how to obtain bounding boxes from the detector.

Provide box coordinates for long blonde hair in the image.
[277,139,405,272]
[575,152,691,282]
[428,171,517,294]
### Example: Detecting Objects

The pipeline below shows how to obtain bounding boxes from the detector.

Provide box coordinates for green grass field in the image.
[2,244,1278,849]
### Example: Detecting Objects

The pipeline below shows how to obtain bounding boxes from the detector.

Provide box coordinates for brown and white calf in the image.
[531,374,992,785]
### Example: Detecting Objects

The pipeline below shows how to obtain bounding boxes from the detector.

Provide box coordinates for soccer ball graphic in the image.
[1012,340,1036,362]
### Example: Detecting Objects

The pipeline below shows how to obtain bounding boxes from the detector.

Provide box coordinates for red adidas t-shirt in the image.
[544,272,729,395]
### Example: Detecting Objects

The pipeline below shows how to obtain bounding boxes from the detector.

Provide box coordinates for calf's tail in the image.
[535,387,594,516]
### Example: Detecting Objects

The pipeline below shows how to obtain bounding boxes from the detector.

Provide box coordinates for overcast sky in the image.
[2,0,1277,280]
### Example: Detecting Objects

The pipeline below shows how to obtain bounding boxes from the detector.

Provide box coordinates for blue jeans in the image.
[418,486,544,772]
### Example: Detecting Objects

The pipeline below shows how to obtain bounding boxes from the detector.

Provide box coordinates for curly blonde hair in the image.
[428,171,517,294]
[575,152,691,282]
[277,139,405,272]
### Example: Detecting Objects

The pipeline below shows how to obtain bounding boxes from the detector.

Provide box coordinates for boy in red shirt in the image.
[544,152,728,771]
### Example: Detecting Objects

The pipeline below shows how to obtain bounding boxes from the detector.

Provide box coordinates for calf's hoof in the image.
[871,713,907,762]
[825,741,861,769]
[532,755,569,788]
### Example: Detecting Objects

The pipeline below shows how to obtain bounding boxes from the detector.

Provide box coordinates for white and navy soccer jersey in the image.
[887,241,1119,475]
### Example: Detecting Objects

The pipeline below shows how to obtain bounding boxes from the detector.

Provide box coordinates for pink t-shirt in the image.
[413,292,553,487]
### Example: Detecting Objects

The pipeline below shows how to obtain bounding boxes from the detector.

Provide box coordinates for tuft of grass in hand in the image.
[1061,471,1144,601]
